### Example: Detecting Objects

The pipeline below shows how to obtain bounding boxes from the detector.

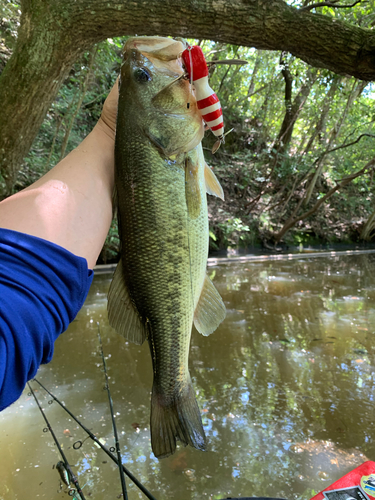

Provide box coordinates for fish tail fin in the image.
[150,375,206,459]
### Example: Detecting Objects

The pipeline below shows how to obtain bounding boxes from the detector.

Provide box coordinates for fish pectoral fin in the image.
[145,128,168,154]
[185,156,201,219]
[107,260,147,345]
[204,163,224,200]
[194,274,226,336]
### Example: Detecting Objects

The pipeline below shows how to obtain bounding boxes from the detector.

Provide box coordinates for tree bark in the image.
[275,61,318,156]
[59,47,97,161]
[2,0,375,196]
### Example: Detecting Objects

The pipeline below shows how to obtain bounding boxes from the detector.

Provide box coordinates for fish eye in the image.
[133,67,152,83]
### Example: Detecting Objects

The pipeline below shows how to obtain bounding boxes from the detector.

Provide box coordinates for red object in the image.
[181,44,225,140]
[310,461,375,500]
[181,45,208,80]
[202,109,222,122]
[197,94,220,109]
[211,122,224,132]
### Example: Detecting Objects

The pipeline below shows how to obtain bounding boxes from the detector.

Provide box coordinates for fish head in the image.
[120,36,204,156]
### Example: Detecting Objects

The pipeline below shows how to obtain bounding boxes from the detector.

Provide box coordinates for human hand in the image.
[96,77,119,141]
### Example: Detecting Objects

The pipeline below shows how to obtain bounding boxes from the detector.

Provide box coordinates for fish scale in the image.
[117,140,199,392]
[108,36,226,459]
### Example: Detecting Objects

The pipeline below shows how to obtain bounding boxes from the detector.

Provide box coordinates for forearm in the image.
[0,229,93,410]
[0,121,114,268]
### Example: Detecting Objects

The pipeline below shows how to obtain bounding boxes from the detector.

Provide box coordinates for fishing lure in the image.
[181,44,225,153]
[56,460,70,487]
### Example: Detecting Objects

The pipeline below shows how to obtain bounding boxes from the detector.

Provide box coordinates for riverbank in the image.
[94,245,375,273]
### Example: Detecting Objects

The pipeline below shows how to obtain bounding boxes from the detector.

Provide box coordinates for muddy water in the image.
[1,252,375,500]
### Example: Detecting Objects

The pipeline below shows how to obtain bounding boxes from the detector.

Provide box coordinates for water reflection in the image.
[1,254,375,499]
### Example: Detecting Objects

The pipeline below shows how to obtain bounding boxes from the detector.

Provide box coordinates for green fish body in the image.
[108,37,225,459]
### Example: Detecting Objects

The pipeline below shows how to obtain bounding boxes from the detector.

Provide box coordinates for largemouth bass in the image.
[108,36,226,459]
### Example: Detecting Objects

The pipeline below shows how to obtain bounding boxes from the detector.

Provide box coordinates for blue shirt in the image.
[0,228,93,410]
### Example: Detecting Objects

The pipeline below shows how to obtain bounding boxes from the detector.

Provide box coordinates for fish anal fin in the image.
[204,163,224,200]
[150,375,206,459]
[194,274,226,336]
[107,260,147,345]
[185,157,201,219]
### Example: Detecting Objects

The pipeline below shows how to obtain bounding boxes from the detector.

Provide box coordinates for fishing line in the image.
[33,378,158,500]
[27,382,87,500]
[97,322,128,500]
[187,45,193,109]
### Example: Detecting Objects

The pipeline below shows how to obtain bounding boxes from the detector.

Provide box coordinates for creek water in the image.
[1,251,375,499]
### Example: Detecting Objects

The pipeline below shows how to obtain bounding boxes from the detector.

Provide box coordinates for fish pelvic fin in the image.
[150,375,206,459]
[204,163,224,200]
[194,274,226,336]
[107,260,147,345]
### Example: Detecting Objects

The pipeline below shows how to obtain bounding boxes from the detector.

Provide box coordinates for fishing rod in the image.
[27,382,86,500]
[97,323,128,500]
[33,379,158,500]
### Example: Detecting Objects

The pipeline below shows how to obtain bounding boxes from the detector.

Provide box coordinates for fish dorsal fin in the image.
[185,156,201,219]
[204,163,224,200]
[107,260,147,345]
[194,274,226,336]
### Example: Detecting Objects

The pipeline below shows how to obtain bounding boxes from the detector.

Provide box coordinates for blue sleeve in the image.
[0,228,94,411]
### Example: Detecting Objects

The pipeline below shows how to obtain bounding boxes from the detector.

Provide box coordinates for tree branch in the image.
[2,0,375,195]
[325,133,375,154]
[275,157,375,242]
[300,0,363,11]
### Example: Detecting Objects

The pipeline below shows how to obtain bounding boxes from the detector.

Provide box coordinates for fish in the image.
[107,36,226,459]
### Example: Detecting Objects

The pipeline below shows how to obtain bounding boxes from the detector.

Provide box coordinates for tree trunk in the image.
[275,61,318,156]
[0,2,85,195]
[2,0,375,197]
[247,50,262,96]
[360,209,375,241]
[59,47,97,161]
[303,78,367,204]
[302,74,342,156]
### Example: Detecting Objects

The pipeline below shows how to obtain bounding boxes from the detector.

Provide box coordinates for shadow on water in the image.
[1,253,375,499]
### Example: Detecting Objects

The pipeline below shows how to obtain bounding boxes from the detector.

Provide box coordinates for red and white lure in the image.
[181,44,226,153]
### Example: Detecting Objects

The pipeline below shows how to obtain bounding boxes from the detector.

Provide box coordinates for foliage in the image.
[199,36,375,250]
[0,0,20,71]
[16,38,126,191]
[3,2,375,258]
